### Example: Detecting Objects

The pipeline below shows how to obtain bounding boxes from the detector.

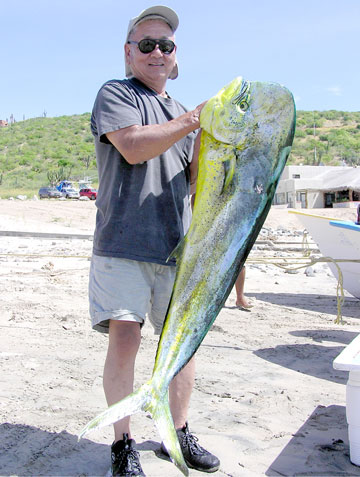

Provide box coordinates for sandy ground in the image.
[0,199,359,477]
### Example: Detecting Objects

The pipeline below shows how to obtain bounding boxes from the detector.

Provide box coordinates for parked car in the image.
[61,188,80,199]
[38,187,61,199]
[79,188,97,200]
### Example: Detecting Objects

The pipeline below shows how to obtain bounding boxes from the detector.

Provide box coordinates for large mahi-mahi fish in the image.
[79,77,296,475]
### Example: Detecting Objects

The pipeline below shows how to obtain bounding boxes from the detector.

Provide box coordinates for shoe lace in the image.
[124,448,142,473]
[180,432,205,456]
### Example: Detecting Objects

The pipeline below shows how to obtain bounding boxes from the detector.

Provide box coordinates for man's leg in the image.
[168,357,220,472]
[235,266,252,309]
[103,319,146,476]
[103,319,141,442]
[169,357,195,429]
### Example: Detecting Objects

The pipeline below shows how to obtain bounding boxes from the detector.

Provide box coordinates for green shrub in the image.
[1,110,359,190]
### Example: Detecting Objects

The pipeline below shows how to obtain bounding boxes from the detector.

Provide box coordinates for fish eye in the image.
[239,101,249,112]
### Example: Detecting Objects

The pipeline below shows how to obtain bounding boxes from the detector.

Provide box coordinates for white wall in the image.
[275,166,354,209]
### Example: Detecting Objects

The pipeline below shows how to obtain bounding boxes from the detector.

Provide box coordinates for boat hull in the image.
[290,211,360,299]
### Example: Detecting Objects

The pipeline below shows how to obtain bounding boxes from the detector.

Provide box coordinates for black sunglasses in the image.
[127,38,176,55]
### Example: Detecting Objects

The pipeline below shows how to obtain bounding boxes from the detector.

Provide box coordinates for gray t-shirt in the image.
[91,78,196,266]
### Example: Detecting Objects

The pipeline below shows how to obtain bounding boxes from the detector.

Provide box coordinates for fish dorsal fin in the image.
[166,236,186,263]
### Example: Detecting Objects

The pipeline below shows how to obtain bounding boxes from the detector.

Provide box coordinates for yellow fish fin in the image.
[221,155,236,194]
[167,236,187,263]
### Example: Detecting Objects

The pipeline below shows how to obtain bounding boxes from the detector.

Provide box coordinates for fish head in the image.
[200,76,295,149]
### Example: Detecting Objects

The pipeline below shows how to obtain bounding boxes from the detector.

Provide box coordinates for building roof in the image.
[309,167,360,192]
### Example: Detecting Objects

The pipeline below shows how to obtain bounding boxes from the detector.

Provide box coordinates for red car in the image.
[79,188,97,200]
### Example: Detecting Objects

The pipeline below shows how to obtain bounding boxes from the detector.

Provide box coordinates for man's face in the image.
[125,19,176,88]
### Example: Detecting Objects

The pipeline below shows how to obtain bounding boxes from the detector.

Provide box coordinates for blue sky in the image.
[1,0,359,121]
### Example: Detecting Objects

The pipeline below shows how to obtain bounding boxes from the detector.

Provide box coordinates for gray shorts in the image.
[89,255,176,335]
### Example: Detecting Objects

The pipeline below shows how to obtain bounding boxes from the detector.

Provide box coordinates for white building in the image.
[274,165,360,209]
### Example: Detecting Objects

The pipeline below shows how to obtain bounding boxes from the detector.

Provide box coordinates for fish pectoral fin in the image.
[153,397,189,476]
[221,155,236,194]
[167,236,186,263]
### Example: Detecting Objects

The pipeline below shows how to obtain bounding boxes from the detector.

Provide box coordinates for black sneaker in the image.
[111,434,146,477]
[162,422,220,473]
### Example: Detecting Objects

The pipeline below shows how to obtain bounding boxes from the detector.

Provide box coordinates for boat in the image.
[289,207,360,299]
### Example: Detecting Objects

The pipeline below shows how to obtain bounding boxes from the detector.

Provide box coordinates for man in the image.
[89,6,220,476]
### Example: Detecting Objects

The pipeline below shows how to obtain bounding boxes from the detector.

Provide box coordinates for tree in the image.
[47,166,73,186]
[81,155,91,169]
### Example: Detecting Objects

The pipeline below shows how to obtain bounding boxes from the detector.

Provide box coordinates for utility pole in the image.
[313,113,317,164]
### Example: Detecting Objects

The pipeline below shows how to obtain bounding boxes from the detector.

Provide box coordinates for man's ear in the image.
[124,43,131,65]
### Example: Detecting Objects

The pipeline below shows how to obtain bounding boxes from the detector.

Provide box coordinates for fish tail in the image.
[78,382,151,440]
[78,380,189,476]
[151,394,189,476]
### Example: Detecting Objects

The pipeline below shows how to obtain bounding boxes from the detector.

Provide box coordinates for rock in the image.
[305,266,316,277]
[16,195,27,200]
[285,268,299,274]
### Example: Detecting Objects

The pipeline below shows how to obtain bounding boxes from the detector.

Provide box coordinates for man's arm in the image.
[106,102,206,165]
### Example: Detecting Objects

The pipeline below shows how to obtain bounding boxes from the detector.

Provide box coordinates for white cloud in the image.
[327,86,342,96]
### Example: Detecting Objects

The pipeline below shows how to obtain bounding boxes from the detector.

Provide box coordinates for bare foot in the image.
[235,297,254,309]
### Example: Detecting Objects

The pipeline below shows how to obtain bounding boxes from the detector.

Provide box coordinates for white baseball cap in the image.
[125,5,179,80]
